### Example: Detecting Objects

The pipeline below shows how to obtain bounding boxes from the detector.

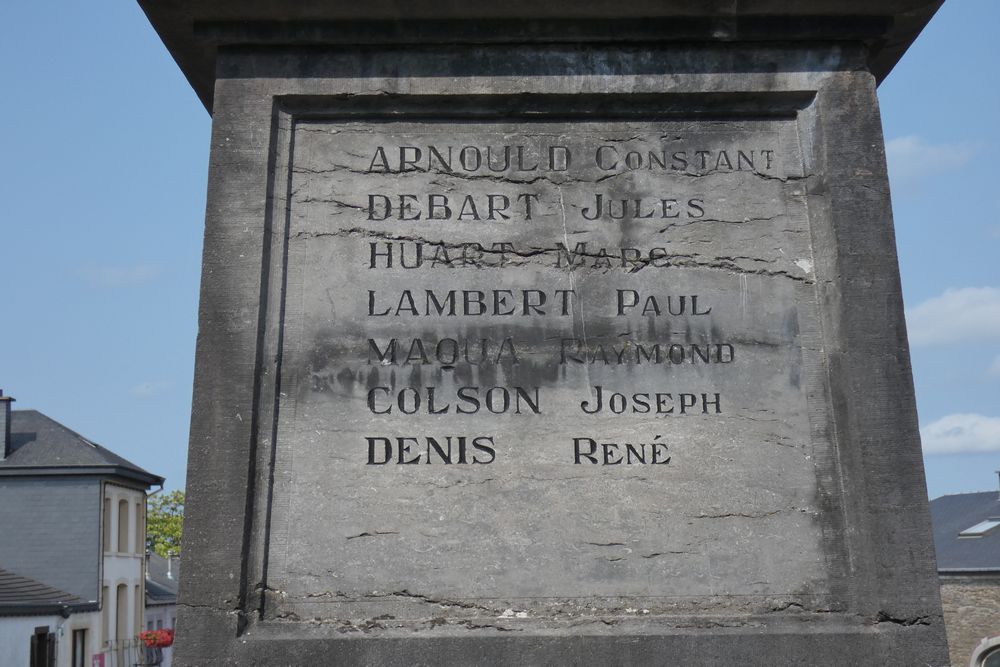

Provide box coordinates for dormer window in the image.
[958,518,1000,538]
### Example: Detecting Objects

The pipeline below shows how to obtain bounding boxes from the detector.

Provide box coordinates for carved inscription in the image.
[269,118,828,606]
[329,139,789,462]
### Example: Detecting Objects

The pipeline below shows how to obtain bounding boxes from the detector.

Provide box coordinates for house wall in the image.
[940,576,1000,667]
[0,477,101,601]
[0,610,101,667]
[0,614,59,666]
[0,478,149,655]
[101,483,147,649]
[59,610,102,666]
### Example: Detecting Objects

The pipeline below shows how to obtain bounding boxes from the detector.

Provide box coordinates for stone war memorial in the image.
[140,1,951,664]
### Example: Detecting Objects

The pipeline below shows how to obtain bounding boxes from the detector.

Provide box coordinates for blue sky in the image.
[0,2,997,498]
[879,0,1000,498]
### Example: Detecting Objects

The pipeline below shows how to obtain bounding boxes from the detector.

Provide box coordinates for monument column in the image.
[140,2,950,664]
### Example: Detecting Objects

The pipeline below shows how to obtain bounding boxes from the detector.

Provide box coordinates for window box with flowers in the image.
[136,629,174,666]
[138,628,174,648]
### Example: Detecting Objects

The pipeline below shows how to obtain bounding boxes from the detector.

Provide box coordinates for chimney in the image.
[0,390,13,460]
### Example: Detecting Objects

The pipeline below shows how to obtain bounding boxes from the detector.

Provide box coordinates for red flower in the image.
[138,628,175,648]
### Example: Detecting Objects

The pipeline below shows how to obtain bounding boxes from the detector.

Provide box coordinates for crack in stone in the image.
[691,510,783,519]
[288,228,811,281]
[293,196,366,210]
[176,601,242,615]
[674,619,764,629]
[641,551,695,558]
[425,477,497,489]
[657,215,782,233]
[289,228,549,262]
[290,159,811,188]
[665,254,809,282]
[873,611,933,627]
[456,620,522,632]
[294,164,582,188]
[375,589,499,614]
[346,531,399,540]
[591,168,809,185]
[425,173,559,187]
[266,598,866,632]
[304,591,353,599]
[294,589,520,621]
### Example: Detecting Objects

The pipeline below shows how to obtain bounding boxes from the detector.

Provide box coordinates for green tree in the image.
[146,489,184,557]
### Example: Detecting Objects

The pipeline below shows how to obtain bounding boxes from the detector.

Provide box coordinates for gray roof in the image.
[0,567,95,616]
[145,553,179,607]
[930,491,1000,572]
[0,410,163,487]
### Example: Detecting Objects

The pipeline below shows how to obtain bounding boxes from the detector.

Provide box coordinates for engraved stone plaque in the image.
[263,116,838,623]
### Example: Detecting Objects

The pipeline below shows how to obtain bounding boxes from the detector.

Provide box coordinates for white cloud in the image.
[906,287,1000,346]
[921,413,1000,454]
[78,263,162,288]
[129,381,168,398]
[885,135,973,189]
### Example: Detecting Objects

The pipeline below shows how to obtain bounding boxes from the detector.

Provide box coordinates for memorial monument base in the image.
[139,2,950,664]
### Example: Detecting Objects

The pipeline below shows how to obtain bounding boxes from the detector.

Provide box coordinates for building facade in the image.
[0,392,163,667]
[931,481,1000,667]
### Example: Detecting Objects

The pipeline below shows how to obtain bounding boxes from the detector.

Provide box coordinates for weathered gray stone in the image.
[141,2,949,664]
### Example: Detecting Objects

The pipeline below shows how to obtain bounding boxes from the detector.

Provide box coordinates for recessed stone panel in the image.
[263,117,836,623]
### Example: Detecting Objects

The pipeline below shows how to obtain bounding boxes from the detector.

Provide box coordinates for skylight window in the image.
[959,519,1000,537]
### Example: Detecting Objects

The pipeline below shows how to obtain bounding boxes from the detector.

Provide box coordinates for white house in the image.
[0,393,164,667]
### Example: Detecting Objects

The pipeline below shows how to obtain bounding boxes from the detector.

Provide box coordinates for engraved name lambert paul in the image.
[339,139,776,466]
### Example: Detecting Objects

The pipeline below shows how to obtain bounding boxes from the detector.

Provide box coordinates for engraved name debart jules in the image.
[354,136,771,468]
